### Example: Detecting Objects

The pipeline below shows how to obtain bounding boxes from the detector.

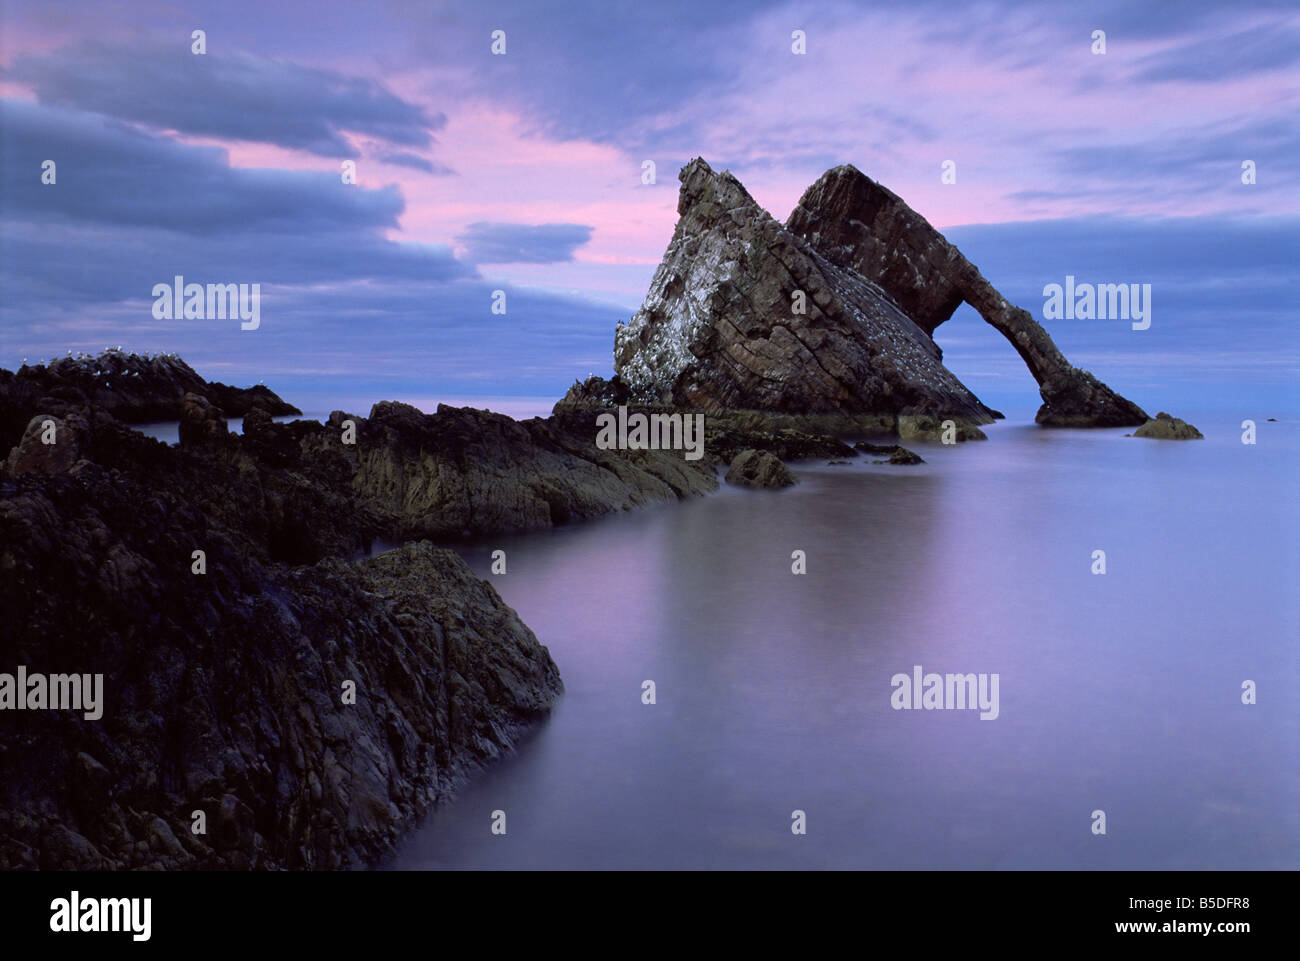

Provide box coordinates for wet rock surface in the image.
[179,391,229,446]
[0,405,564,869]
[1133,412,1204,440]
[853,441,925,464]
[725,449,798,488]
[353,400,718,540]
[4,414,86,476]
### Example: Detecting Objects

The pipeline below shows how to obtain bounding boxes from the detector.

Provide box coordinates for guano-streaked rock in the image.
[613,159,997,431]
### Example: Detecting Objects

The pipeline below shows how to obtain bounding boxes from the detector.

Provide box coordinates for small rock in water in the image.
[855,440,925,464]
[1133,411,1203,440]
[886,447,925,465]
[725,449,797,488]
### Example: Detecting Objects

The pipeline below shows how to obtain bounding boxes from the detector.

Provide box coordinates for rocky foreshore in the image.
[0,388,572,869]
[4,342,812,867]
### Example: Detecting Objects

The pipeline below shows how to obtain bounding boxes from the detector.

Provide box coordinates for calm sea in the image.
[384,404,1299,869]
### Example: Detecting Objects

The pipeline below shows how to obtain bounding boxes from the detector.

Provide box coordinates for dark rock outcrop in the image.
[557,377,862,462]
[854,440,925,465]
[1133,411,1203,439]
[786,165,1148,428]
[0,349,300,450]
[897,412,985,443]
[352,401,717,540]
[882,447,925,465]
[724,449,798,488]
[0,403,562,870]
[178,392,228,446]
[4,413,86,476]
[613,159,997,430]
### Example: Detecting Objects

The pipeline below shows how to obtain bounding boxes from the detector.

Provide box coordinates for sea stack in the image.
[614,159,997,429]
[612,159,1149,432]
[786,164,1149,427]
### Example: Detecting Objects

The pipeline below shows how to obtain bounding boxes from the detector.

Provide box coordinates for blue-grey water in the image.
[384,406,1298,869]
[133,413,316,445]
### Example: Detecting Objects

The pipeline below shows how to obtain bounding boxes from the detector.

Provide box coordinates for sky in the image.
[0,0,1296,415]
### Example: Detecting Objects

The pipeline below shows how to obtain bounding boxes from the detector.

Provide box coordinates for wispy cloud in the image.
[6,40,442,158]
[457,222,594,263]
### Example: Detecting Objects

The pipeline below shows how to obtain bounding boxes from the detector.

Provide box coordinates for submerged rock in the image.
[853,440,925,464]
[725,449,798,488]
[1133,412,1203,439]
[882,448,925,465]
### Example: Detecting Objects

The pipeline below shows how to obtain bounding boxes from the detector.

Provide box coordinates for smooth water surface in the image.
[378,410,1297,868]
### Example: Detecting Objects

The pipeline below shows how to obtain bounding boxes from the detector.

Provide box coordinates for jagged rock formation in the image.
[880,447,925,465]
[786,165,1149,427]
[0,349,299,450]
[724,449,797,488]
[179,391,229,446]
[1132,412,1203,439]
[613,159,997,430]
[344,402,717,539]
[0,403,562,869]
